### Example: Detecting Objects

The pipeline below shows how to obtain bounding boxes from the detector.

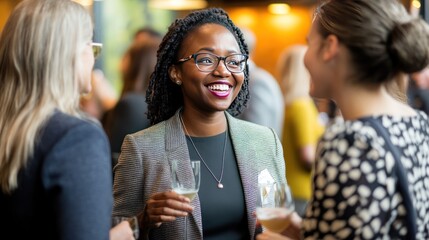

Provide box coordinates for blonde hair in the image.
[277,45,311,105]
[0,0,93,193]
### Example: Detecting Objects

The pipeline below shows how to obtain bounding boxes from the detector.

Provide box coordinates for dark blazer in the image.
[0,111,112,240]
[113,110,286,240]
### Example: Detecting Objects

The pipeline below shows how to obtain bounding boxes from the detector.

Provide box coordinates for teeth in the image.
[208,84,229,91]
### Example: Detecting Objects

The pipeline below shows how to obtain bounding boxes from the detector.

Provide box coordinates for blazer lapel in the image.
[165,111,203,238]
[226,113,259,239]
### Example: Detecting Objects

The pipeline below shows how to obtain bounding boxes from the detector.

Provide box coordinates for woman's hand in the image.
[110,221,135,240]
[256,211,302,240]
[257,230,292,240]
[138,190,194,231]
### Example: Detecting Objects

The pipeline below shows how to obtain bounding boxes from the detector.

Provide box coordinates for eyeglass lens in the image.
[91,43,102,59]
[195,53,246,73]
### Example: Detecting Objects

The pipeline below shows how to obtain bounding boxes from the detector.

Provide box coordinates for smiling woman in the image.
[112,8,287,240]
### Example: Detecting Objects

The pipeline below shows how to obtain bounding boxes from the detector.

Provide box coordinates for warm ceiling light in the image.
[149,0,208,11]
[73,0,93,6]
[268,3,291,15]
[412,0,421,9]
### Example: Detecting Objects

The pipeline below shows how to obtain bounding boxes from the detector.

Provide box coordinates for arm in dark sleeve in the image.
[42,121,112,240]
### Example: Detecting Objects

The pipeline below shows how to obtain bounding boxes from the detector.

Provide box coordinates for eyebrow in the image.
[195,47,240,54]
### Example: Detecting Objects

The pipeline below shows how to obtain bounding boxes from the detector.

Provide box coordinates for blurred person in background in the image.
[0,0,133,239]
[102,33,161,168]
[407,66,429,115]
[258,0,429,239]
[237,27,285,138]
[80,69,118,121]
[133,26,163,45]
[277,45,325,217]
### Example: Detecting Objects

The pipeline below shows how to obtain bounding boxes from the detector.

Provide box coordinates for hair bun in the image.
[388,18,429,73]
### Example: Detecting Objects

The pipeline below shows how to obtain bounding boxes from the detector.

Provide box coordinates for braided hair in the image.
[146,8,250,125]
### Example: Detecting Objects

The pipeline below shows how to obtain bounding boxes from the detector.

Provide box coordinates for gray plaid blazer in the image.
[113,110,286,240]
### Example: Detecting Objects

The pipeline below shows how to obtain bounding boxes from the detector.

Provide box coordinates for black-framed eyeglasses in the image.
[176,52,248,73]
[91,42,103,59]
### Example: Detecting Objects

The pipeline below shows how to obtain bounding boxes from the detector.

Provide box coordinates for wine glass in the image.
[256,182,295,233]
[170,160,200,240]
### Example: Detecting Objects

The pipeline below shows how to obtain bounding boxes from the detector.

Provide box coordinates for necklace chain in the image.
[179,113,227,189]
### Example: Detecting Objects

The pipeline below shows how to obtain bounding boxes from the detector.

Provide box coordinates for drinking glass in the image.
[170,160,200,240]
[256,182,295,233]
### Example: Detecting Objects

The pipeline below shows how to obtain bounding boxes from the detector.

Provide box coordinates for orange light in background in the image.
[73,0,93,6]
[270,14,300,29]
[231,8,258,27]
[149,0,208,10]
[227,5,312,76]
[412,0,421,8]
[410,0,421,17]
[268,3,291,15]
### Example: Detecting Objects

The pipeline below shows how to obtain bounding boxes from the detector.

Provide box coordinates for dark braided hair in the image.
[146,8,250,125]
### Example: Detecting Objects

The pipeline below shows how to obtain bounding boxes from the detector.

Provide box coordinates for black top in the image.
[186,131,250,240]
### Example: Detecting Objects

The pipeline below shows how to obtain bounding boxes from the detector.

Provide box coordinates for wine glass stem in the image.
[184,216,188,240]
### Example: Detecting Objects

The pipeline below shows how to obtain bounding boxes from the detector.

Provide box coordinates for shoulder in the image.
[318,120,382,168]
[39,111,109,155]
[321,119,378,150]
[287,98,317,113]
[44,111,106,140]
[40,111,111,188]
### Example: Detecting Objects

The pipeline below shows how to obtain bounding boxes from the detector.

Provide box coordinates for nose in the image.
[212,59,231,77]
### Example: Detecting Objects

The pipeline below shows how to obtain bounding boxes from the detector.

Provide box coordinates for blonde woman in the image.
[0,0,133,239]
[277,45,325,217]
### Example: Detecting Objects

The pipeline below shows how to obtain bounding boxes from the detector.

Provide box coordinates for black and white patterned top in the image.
[303,111,429,239]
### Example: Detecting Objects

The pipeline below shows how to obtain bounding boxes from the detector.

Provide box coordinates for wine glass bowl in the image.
[171,160,200,200]
[256,182,295,233]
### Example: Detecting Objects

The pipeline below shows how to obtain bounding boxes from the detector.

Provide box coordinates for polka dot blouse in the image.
[302,112,429,239]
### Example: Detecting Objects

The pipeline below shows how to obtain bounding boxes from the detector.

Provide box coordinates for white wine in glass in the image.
[256,182,295,233]
[170,160,200,240]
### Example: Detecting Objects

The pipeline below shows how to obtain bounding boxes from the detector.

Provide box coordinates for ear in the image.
[168,65,182,84]
[322,34,339,61]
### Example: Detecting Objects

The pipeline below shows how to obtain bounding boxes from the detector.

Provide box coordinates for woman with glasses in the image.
[113,8,286,239]
[0,0,133,239]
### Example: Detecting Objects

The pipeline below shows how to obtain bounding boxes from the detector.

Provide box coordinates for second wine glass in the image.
[256,182,295,233]
[170,160,200,240]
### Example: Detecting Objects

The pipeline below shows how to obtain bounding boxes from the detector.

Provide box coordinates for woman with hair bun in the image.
[257,0,429,239]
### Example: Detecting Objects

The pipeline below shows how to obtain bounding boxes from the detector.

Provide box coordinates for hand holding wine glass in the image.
[170,160,200,240]
[256,182,295,233]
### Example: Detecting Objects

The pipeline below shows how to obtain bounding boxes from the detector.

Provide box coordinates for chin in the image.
[80,84,92,95]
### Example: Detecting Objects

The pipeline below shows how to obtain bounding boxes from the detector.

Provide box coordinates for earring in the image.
[176,80,182,86]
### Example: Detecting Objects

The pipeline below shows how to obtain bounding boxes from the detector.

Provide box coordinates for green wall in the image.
[100,0,174,94]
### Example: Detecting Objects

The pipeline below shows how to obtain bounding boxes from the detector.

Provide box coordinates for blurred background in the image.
[0,0,423,95]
